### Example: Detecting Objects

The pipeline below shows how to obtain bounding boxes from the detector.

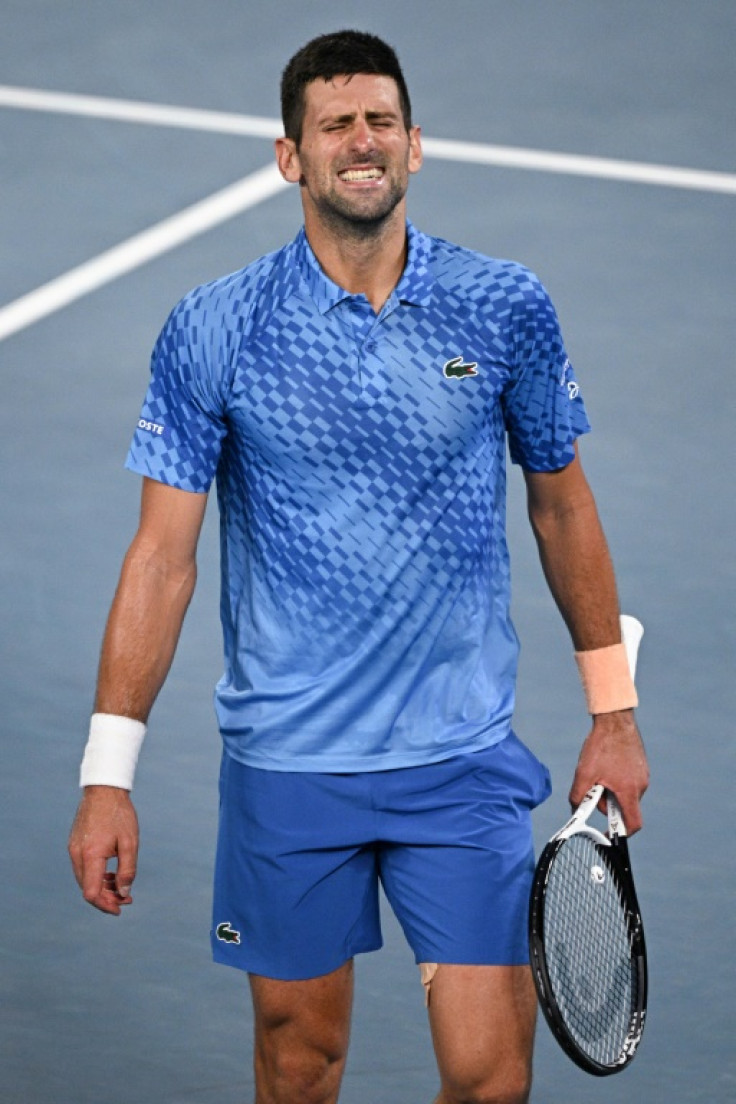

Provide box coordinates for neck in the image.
[303,205,408,313]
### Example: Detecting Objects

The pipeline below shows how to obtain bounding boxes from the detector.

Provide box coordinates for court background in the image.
[1,2,734,1101]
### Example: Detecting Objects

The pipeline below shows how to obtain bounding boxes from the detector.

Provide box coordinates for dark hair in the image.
[280,30,412,146]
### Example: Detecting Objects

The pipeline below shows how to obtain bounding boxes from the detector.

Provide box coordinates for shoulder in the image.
[149,244,296,390]
[422,232,550,313]
[164,244,289,336]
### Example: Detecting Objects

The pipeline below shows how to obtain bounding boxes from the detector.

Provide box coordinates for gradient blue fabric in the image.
[126,222,590,770]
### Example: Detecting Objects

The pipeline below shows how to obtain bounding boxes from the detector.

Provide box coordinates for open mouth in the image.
[338,167,385,182]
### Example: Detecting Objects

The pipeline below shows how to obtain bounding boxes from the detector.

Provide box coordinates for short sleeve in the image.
[125,295,228,492]
[501,272,591,471]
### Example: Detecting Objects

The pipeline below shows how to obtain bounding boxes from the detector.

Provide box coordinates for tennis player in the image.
[69,30,649,1104]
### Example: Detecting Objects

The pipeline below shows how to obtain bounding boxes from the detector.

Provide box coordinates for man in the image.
[69,30,648,1104]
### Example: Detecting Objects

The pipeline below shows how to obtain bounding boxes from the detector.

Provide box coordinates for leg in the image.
[249,960,354,1104]
[428,964,537,1104]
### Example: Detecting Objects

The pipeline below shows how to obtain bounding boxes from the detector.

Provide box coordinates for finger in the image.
[602,783,644,837]
[81,857,125,915]
[568,771,596,811]
[618,794,644,836]
[103,871,133,906]
[115,837,138,901]
[81,854,107,903]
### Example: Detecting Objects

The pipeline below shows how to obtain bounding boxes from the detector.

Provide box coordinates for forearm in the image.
[527,470,621,651]
[94,533,197,721]
[524,454,649,827]
[70,479,206,912]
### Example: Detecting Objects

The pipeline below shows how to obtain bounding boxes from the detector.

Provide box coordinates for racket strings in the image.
[543,836,640,1067]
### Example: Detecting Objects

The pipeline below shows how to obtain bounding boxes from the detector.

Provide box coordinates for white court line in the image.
[1,83,735,342]
[2,83,736,194]
[421,137,736,195]
[0,84,282,139]
[0,163,289,342]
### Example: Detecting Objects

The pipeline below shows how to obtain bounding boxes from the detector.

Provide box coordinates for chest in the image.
[224,294,512,475]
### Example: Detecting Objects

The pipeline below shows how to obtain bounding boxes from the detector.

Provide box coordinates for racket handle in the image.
[607,616,644,837]
[620,614,644,679]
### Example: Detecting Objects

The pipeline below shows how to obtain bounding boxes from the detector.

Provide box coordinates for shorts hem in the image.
[211,937,384,981]
[412,950,531,968]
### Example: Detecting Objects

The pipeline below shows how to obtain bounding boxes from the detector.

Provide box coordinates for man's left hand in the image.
[569,711,649,834]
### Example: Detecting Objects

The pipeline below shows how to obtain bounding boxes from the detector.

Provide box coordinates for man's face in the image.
[277,73,422,232]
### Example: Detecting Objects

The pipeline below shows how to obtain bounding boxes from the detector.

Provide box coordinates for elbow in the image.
[123,535,198,599]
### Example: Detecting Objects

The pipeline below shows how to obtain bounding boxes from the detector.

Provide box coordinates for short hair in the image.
[280,30,412,146]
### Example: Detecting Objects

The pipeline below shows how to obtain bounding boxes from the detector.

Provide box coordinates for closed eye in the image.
[319,112,401,133]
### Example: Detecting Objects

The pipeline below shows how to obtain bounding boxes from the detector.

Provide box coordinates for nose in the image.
[350,117,376,152]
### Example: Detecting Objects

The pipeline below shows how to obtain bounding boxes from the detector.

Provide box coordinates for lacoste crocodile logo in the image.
[443,355,478,379]
[216,921,241,945]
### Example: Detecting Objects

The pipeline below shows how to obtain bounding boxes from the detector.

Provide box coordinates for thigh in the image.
[428,964,537,1103]
[250,961,354,1104]
[212,755,382,980]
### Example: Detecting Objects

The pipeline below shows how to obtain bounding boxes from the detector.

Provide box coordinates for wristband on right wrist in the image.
[79,713,147,791]
[574,642,639,715]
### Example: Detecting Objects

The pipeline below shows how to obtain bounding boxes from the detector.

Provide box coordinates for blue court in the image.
[1,3,734,1101]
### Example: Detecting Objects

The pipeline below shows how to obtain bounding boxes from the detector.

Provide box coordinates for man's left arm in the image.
[523,443,649,832]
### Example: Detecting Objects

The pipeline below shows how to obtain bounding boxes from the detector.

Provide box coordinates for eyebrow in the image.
[319,108,401,126]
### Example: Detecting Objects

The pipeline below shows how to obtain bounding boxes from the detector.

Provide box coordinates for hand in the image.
[569,710,649,834]
[68,786,139,914]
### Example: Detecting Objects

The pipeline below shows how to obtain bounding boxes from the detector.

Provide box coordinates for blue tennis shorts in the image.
[211,732,551,980]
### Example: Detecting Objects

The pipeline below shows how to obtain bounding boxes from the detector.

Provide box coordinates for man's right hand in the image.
[68,786,139,915]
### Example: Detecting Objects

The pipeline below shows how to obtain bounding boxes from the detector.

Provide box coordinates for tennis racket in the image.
[529,615,647,1076]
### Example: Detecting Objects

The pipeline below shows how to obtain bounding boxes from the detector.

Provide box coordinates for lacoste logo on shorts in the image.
[216,921,241,945]
[443,355,478,379]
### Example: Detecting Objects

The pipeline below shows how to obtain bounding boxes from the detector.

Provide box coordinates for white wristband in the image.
[79,713,147,790]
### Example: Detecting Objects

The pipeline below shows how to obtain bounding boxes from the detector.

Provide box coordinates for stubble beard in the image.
[305,163,409,242]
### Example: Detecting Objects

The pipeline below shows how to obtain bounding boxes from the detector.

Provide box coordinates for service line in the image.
[3,83,735,194]
[0,163,288,342]
[1,84,735,341]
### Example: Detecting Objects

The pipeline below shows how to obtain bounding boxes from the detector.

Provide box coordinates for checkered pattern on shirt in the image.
[126,223,589,770]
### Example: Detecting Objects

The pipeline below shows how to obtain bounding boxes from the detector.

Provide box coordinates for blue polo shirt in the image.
[126,222,590,771]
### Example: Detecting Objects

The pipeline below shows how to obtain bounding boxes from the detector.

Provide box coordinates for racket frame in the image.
[529,783,648,1075]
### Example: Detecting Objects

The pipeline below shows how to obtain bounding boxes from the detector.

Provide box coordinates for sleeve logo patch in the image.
[559,358,580,400]
[137,418,166,437]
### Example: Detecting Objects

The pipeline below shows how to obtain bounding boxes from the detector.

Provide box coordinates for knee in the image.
[254,1017,348,1104]
[261,1043,344,1104]
[441,1087,530,1104]
[250,964,353,1103]
[439,1062,532,1104]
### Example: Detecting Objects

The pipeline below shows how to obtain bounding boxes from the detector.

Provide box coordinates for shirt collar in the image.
[290,221,434,315]
[394,221,434,307]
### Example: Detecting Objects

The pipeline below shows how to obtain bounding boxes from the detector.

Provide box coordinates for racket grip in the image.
[606,616,644,838]
[620,615,644,679]
[607,792,626,838]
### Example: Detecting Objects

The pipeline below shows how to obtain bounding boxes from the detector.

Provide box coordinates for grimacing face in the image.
[277,73,423,233]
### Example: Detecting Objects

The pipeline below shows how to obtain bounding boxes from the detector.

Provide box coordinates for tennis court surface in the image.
[1,3,734,1101]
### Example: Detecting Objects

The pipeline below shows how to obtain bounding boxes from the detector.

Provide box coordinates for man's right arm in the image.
[68,477,208,914]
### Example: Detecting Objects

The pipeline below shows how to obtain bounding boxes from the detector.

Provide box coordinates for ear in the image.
[275,137,302,183]
[408,126,423,175]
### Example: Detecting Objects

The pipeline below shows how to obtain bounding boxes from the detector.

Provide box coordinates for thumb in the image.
[115,839,138,900]
[115,866,136,900]
[568,769,592,811]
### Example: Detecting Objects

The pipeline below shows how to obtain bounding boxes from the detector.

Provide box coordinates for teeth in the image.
[340,168,383,181]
